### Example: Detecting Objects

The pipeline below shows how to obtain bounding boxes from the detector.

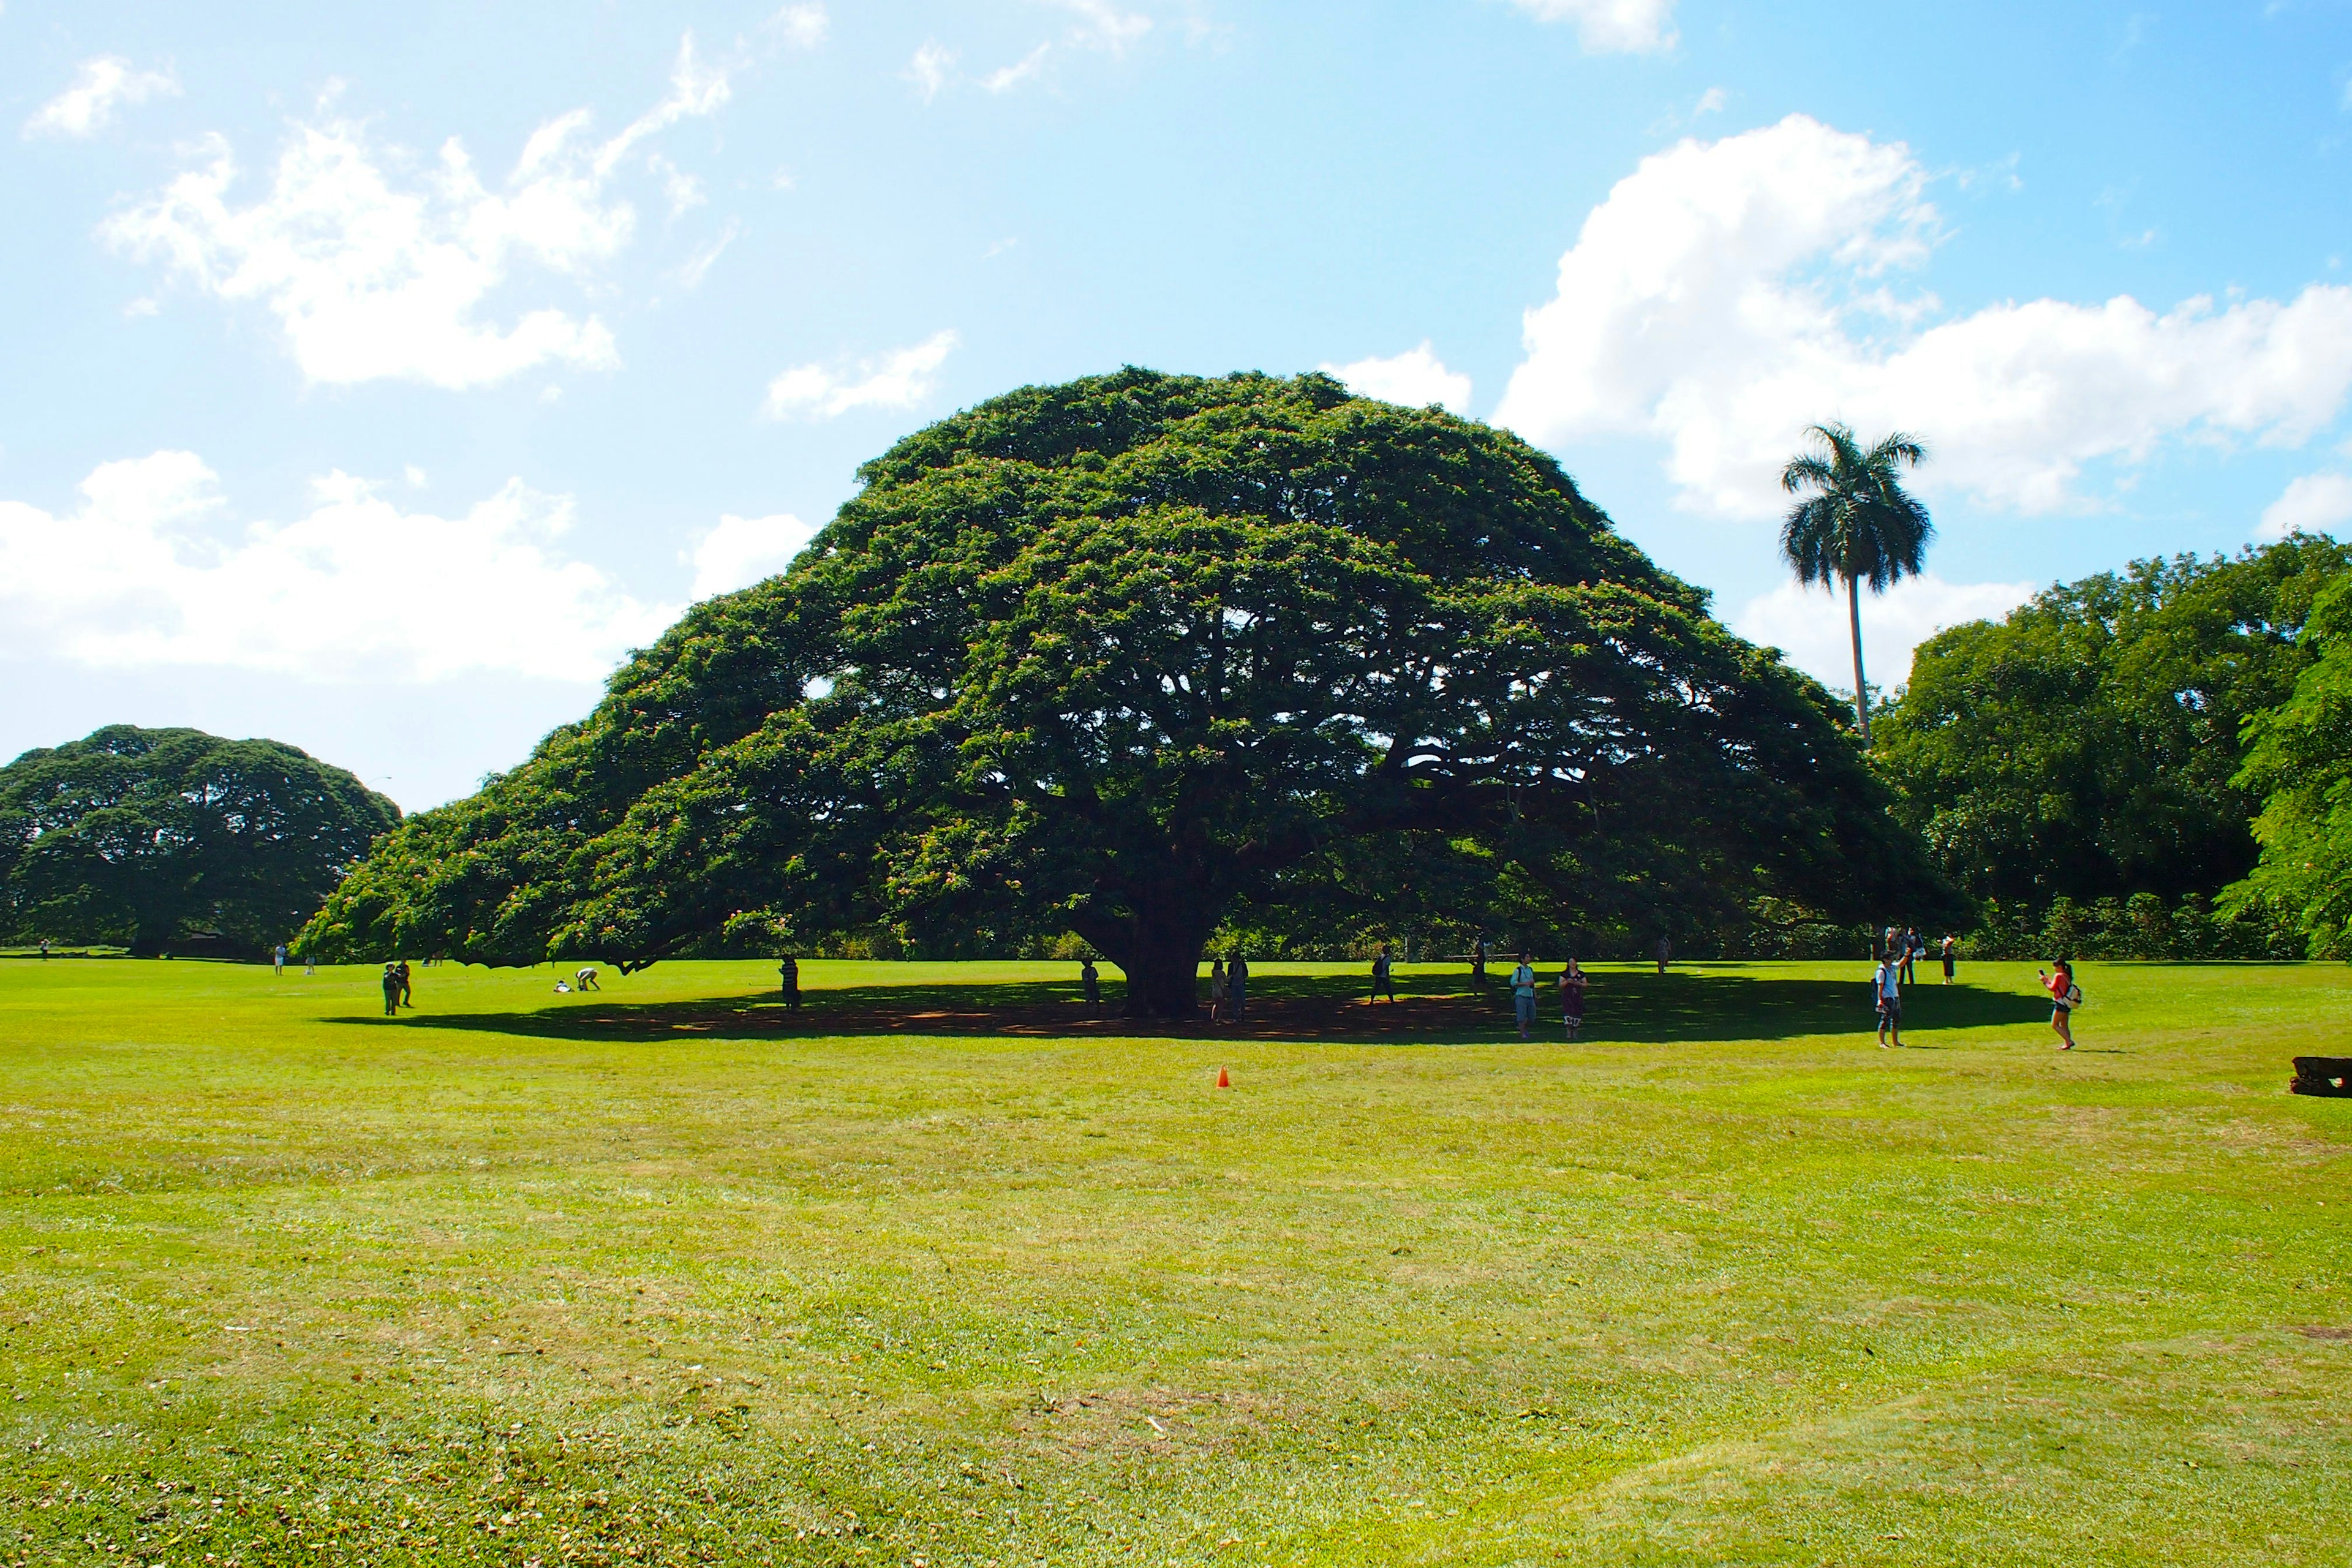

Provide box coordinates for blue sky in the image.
[6,0,2351,807]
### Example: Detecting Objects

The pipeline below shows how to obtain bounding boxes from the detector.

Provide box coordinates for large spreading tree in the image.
[304,370,1956,1014]
[0,725,401,956]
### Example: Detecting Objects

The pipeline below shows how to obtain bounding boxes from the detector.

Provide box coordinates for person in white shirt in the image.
[1872,951,1904,1048]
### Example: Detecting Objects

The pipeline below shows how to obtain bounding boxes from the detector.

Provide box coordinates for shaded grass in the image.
[0,956,2346,1565]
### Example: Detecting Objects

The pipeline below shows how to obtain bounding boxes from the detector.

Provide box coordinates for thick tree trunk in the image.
[1846,572,1871,745]
[1070,891,1213,1020]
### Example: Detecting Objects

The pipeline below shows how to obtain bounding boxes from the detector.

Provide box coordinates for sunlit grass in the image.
[2,955,2347,1565]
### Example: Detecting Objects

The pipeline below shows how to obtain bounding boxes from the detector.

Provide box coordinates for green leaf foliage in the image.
[304,369,1957,1011]
[0,725,401,956]
[1873,533,2352,916]
[2226,571,2352,956]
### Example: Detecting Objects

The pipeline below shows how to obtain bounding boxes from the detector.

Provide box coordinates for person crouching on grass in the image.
[1872,946,1903,1048]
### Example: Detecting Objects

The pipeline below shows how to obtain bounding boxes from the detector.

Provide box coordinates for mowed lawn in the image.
[2,957,2347,1567]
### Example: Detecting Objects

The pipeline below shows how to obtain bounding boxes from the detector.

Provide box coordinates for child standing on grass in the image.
[1873,951,1903,1048]
[2040,959,2079,1050]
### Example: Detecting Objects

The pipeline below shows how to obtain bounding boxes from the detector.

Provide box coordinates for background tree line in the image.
[1874,532,2352,960]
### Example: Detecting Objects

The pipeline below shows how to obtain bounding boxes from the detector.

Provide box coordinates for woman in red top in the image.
[2039,958,2078,1050]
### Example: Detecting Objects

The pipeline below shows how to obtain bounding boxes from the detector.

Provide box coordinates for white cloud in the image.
[649,154,707,217]
[1058,0,1153,53]
[595,32,733,178]
[1732,572,2036,694]
[908,42,955,100]
[687,512,821,598]
[763,330,959,420]
[23,56,179,138]
[767,4,829,48]
[1321,342,1472,415]
[103,36,733,390]
[985,44,1054,93]
[2259,472,2352,540]
[1501,0,1677,54]
[673,219,741,289]
[403,464,428,488]
[1495,115,2352,519]
[1691,86,1726,116]
[0,454,673,682]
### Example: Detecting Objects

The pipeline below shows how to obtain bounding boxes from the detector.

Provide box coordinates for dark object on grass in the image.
[2290,1057,2352,1097]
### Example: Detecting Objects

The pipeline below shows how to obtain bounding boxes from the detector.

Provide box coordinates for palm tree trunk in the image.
[1845,572,1870,744]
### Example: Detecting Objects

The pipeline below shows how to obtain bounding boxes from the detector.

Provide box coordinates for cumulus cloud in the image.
[1321,342,1473,414]
[1732,572,2036,695]
[687,512,821,598]
[1494,115,2352,519]
[2259,472,2352,541]
[1500,0,1677,54]
[102,36,733,389]
[23,56,179,138]
[763,330,958,420]
[908,42,955,100]
[0,453,674,682]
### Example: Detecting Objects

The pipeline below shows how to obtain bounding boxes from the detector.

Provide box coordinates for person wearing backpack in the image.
[2038,958,2081,1050]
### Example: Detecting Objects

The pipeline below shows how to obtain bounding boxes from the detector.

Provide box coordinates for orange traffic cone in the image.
[1216,1068,1231,1088]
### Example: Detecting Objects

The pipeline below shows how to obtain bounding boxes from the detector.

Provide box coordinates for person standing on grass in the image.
[778,953,801,1011]
[1371,943,1396,1005]
[273,943,287,977]
[1939,934,1957,986]
[1080,956,1101,1016]
[1654,933,1672,976]
[1559,959,1587,1041]
[1872,949,1903,1048]
[303,950,315,978]
[1510,951,1538,1039]
[1208,957,1228,1024]
[575,965,601,991]
[2039,958,2079,1050]
[380,962,401,1017]
[394,958,413,1009]
[1229,949,1249,1023]
[39,938,48,960]
[1471,935,1488,992]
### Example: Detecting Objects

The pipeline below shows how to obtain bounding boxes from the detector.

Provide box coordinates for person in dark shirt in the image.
[778,954,801,1011]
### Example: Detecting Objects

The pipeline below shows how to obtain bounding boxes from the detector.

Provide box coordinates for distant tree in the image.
[1874,535,2351,919]
[2226,568,2352,957]
[305,370,1958,1015]
[1777,423,1934,742]
[0,725,399,957]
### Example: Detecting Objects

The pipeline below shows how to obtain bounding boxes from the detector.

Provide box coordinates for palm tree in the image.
[1778,422,1934,745]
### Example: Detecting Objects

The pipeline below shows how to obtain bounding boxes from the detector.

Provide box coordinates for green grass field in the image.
[2,956,2347,1566]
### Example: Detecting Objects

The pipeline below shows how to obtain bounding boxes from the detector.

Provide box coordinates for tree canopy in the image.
[1872,534,2352,918]
[2227,570,2352,956]
[0,725,401,957]
[304,369,1958,1012]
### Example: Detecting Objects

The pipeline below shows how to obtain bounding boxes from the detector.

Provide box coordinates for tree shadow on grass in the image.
[328,969,2052,1046]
